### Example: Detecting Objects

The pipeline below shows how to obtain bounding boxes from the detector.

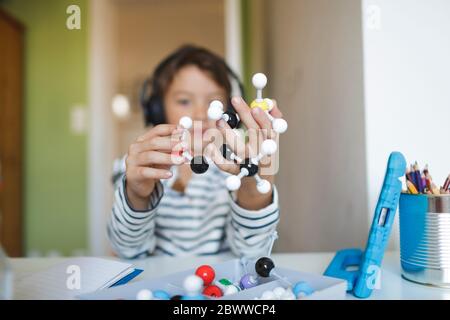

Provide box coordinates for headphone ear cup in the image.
[146,95,166,126]
[142,95,152,126]
[140,78,156,126]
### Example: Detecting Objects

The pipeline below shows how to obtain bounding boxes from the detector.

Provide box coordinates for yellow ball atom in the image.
[250,99,270,111]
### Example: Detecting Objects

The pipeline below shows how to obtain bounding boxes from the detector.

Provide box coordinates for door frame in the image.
[87,0,118,256]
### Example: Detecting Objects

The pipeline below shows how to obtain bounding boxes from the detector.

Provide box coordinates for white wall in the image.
[362,0,450,248]
[265,0,369,252]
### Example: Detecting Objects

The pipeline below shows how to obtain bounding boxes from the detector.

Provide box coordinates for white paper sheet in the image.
[14,257,134,300]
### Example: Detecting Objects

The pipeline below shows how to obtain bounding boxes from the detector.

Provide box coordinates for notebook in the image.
[14,257,142,300]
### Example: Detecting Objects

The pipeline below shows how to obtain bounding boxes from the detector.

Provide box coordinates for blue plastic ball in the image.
[292,281,314,298]
[181,294,206,300]
[153,290,171,300]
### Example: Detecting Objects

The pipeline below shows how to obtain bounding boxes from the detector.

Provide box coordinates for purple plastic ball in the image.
[239,274,258,290]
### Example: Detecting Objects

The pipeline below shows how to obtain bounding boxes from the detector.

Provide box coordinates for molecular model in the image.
[214,73,288,194]
[250,257,315,300]
[207,100,241,129]
[134,257,315,300]
[221,144,243,163]
[180,73,288,195]
[225,139,278,194]
[178,116,210,174]
[178,114,242,175]
[250,73,288,134]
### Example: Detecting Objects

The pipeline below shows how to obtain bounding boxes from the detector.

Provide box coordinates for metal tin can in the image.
[399,193,450,287]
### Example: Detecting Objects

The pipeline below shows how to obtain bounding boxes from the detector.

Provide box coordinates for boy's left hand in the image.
[206,96,284,210]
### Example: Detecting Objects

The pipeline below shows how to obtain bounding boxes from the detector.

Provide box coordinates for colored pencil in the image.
[406,180,419,194]
[443,174,450,191]
[413,162,424,193]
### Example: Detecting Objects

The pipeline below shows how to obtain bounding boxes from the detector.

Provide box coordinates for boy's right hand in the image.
[125,124,186,211]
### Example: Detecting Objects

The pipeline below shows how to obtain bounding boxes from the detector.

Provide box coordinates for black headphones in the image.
[140,46,245,127]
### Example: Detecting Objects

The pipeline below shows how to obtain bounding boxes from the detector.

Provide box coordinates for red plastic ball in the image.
[195,265,215,286]
[203,285,223,298]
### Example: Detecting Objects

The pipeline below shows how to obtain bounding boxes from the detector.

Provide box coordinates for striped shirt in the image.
[107,158,280,259]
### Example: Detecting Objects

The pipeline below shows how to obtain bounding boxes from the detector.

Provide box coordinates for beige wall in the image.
[113,0,225,156]
[261,0,369,252]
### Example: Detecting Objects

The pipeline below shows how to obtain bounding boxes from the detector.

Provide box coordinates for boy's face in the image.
[164,65,227,136]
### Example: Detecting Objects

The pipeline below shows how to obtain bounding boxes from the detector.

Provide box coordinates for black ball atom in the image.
[255,257,275,278]
[224,111,240,129]
[221,144,233,161]
[240,159,258,177]
[170,295,183,300]
[190,156,209,174]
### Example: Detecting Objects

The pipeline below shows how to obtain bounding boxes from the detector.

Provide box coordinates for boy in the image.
[108,45,283,259]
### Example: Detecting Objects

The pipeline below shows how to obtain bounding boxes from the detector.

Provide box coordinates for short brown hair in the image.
[152,44,232,98]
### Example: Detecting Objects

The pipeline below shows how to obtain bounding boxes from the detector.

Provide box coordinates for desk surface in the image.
[9,251,449,300]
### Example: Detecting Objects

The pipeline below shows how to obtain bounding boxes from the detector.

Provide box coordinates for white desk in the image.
[9,251,450,300]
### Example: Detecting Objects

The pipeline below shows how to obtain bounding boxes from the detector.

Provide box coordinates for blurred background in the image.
[1,0,449,257]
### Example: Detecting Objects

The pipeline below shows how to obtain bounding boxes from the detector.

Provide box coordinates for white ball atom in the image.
[272,118,288,134]
[226,175,241,191]
[257,180,271,194]
[136,289,153,300]
[252,73,267,89]
[261,290,276,300]
[179,116,193,129]
[223,285,239,296]
[281,290,296,300]
[261,139,278,156]
[273,287,286,298]
[208,100,224,120]
[210,100,224,110]
[264,98,275,111]
[183,275,203,295]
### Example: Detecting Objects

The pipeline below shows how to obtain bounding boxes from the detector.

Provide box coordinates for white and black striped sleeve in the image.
[107,175,164,259]
[226,186,280,259]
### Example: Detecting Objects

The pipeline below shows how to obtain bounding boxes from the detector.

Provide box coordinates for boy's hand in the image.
[208,97,284,210]
[125,124,186,211]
